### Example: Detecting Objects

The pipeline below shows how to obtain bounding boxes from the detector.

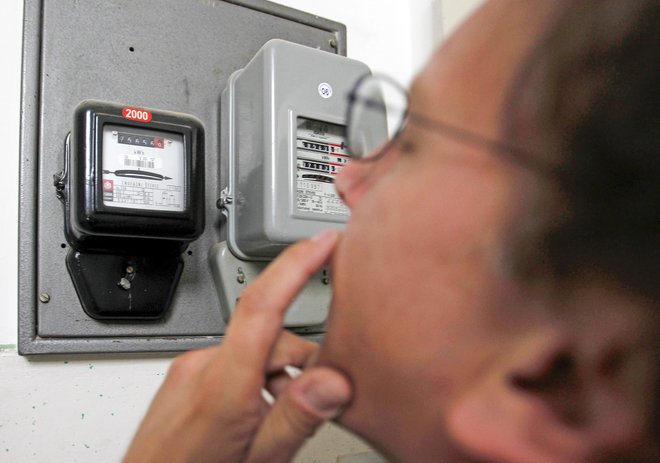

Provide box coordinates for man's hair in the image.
[505,1,660,452]
[506,0,660,304]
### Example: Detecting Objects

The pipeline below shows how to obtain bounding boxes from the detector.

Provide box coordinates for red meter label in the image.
[122,107,152,123]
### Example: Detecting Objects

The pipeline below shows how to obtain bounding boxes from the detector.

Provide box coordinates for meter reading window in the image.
[102,124,185,212]
[296,117,350,216]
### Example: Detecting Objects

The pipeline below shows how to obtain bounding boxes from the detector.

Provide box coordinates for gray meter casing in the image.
[222,39,370,260]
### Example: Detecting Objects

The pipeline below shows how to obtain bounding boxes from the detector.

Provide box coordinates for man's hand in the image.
[124,229,351,463]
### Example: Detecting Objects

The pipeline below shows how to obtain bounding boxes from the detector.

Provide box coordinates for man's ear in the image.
[444,328,650,463]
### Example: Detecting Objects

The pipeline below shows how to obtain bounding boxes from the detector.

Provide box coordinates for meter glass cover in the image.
[101,124,185,212]
[296,117,350,216]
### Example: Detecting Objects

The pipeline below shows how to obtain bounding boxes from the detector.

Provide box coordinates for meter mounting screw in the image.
[55,133,71,202]
[53,172,66,200]
[236,267,246,285]
[39,293,51,303]
[218,188,233,209]
[329,38,338,49]
[118,265,137,291]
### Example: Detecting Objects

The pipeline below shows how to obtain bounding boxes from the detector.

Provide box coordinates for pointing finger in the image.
[221,229,340,373]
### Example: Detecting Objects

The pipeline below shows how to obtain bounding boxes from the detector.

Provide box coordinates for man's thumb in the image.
[245,367,352,463]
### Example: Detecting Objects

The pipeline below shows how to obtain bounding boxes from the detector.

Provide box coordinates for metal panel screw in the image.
[118,265,136,290]
[236,267,246,284]
[329,38,338,49]
[39,293,50,303]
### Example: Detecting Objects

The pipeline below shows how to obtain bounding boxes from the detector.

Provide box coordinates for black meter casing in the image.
[58,101,205,320]
[65,100,205,253]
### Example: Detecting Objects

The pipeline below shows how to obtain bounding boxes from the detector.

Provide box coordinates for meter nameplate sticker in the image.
[102,124,185,212]
[296,117,349,216]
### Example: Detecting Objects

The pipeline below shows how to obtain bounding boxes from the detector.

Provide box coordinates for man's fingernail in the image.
[311,229,338,243]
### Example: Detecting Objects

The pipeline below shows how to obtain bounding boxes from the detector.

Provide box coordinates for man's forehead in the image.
[410,0,559,134]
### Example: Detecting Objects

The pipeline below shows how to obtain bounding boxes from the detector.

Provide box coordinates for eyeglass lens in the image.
[347,76,408,159]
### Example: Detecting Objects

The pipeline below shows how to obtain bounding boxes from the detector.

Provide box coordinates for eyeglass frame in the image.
[345,73,551,175]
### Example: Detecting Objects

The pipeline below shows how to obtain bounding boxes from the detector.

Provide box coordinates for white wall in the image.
[0,0,23,347]
[0,0,483,461]
[439,0,484,37]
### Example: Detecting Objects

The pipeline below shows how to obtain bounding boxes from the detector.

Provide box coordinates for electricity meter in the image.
[212,39,386,327]
[56,101,205,319]
[219,39,377,261]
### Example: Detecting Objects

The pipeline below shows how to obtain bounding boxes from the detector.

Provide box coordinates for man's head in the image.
[316,0,659,461]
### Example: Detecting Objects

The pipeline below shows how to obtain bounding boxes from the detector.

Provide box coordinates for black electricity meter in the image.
[55,100,205,320]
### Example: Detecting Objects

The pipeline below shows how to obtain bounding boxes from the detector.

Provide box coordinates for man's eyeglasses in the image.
[345,73,547,173]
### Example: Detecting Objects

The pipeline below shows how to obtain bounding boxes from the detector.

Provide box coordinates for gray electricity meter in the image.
[212,39,385,327]
[219,39,372,261]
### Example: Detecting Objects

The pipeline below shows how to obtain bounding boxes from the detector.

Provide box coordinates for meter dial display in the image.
[102,124,185,212]
[296,117,350,216]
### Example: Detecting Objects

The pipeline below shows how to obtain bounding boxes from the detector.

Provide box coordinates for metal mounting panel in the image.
[18,0,345,354]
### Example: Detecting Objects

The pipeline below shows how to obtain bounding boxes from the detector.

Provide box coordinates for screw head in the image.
[39,293,51,303]
[329,38,338,49]
[217,196,233,209]
[236,267,246,284]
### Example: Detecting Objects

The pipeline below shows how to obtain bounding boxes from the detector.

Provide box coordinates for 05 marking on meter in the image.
[123,107,153,122]
[318,82,333,98]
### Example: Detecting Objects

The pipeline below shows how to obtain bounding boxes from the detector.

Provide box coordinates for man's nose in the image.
[333,158,376,209]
